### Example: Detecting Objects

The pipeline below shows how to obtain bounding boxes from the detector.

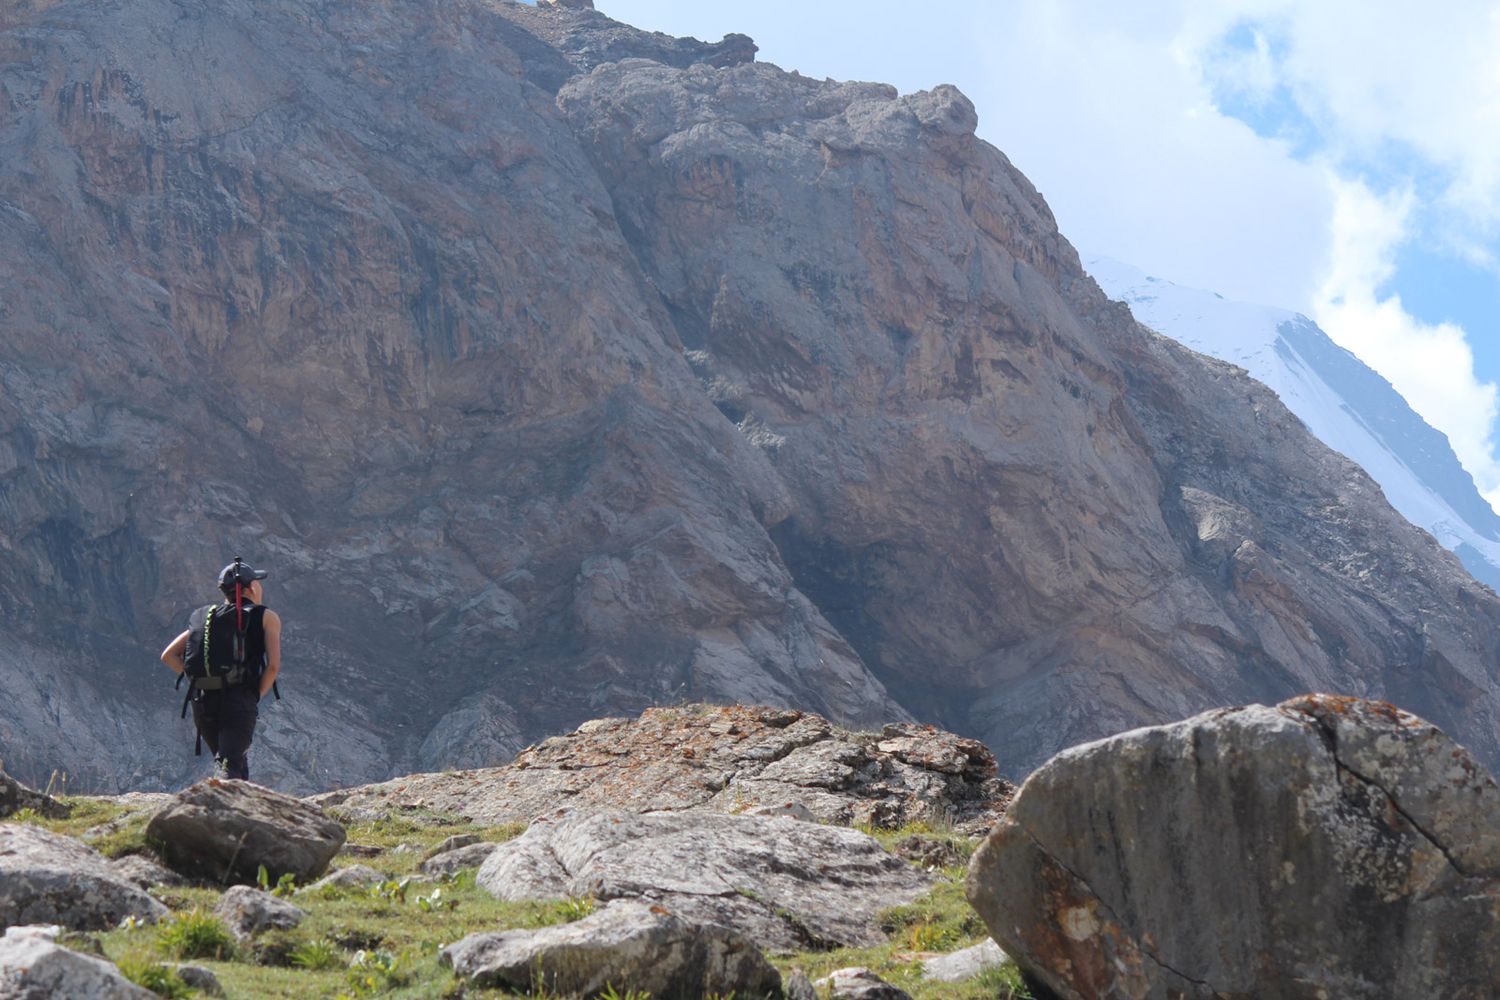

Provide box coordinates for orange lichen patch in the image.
[1282,693,1423,728]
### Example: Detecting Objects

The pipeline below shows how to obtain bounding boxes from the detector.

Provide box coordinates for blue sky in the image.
[599,1,1500,507]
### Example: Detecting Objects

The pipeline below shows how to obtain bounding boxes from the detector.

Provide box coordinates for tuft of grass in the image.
[115,954,193,999]
[289,937,344,971]
[553,895,595,923]
[598,985,654,1000]
[155,910,235,961]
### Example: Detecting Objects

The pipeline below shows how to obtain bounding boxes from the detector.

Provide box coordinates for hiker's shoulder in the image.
[260,607,282,628]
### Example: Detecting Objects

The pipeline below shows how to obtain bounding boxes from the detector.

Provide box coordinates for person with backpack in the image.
[159,559,282,781]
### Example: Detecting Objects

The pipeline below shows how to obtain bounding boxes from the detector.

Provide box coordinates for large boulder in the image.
[0,924,156,998]
[967,695,1500,999]
[315,705,1012,834]
[0,825,167,931]
[477,808,931,951]
[443,899,781,999]
[145,779,345,885]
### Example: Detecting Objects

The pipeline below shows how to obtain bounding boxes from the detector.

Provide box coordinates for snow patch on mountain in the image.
[1089,256,1500,593]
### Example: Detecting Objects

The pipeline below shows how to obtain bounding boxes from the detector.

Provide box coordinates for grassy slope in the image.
[4,799,1034,999]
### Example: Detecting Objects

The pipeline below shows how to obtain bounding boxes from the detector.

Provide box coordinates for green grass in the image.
[0,795,157,860]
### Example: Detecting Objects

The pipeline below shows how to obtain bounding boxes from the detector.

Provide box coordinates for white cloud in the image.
[1313,177,1500,498]
[968,0,1333,310]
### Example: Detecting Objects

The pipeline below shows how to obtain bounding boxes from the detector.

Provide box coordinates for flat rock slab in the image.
[443,899,781,999]
[213,885,306,942]
[146,779,345,885]
[0,924,156,998]
[478,809,931,951]
[968,695,1500,999]
[315,705,1012,833]
[0,824,167,931]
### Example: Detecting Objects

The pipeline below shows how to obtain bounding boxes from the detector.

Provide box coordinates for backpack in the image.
[182,602,265,688]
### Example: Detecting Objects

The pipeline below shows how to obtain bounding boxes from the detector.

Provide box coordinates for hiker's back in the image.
[183,602,267,686]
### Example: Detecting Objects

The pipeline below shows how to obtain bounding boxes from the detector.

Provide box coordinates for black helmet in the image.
[218,559,268,588]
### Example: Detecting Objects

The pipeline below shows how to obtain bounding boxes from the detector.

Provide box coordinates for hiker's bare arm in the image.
[260,610,281,699]
[161,630,189,674]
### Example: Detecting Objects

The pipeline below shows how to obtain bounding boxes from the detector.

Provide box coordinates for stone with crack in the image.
[966,694,1500,999]
[0,825,168,931]
[443,898,781,999]
[476,808,932,952]
[146,779,345,885]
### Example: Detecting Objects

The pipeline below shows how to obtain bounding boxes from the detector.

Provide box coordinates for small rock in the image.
[304,864,386,891]
[108,854,188,890]
[168,962,224,996]
[146,779,346,885]
[921,939,1010,982]
[815,967,913,999]
[212,885,306,942]
[0,924,155,998]
[338,843,383,858]
[743,801,815,822]
[420,841,501,877]
[0,825,167,930]
[443,899,781,999]
[0,768,67,819]
[423,833,480,859]
[783,968,818,1000]
[894,836,964,870]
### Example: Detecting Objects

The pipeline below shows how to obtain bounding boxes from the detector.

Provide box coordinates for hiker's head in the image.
[218,560,268,602]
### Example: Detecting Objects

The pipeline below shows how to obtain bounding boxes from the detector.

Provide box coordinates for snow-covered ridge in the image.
[1089,257,1500,593]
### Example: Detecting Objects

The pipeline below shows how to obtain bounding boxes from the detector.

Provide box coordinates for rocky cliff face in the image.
[1,0,1498,793]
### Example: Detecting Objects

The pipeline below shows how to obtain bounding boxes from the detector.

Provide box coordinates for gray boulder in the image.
[477,809,931,951]
[212,885,305,942]
[145,779,345,885]
[443,899,781,999]
[0,924,156,998]
[815,967,913,999]
[967,695,1500,999]
[922,939,1010,982]
[419,842,502,878]
[0,825,167,930]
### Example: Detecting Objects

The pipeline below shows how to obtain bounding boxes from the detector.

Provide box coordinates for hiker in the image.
[159,559,281,781]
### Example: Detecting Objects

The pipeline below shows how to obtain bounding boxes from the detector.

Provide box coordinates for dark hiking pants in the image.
[191,685,259,781]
